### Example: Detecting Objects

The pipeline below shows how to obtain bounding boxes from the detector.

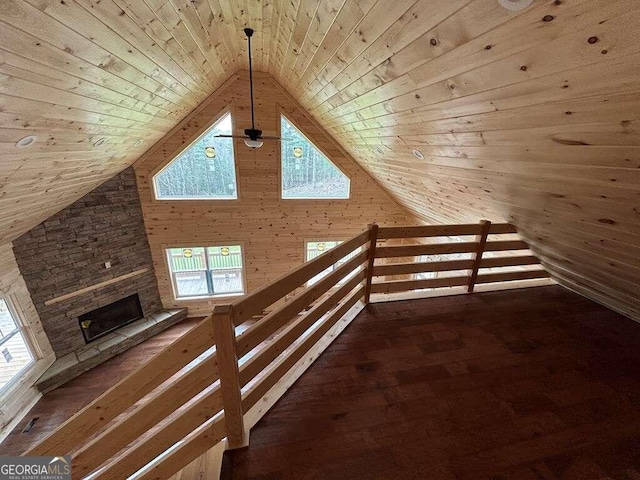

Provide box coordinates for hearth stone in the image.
[36,308,187,392]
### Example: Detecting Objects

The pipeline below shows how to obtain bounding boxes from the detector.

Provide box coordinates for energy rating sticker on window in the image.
[0,298,34,393]
[166,245,245,299]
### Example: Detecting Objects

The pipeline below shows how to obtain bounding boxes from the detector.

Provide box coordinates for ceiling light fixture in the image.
[412,149,425,160]
[16,135,37,148]
[244,138,264,148]
[498,0,534,11]
[135,139,144,146]
[93,138,106,147]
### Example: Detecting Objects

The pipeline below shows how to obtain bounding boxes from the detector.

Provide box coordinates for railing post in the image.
[363,223,379,304]
[211,304,248,449]
[468,220,491,293]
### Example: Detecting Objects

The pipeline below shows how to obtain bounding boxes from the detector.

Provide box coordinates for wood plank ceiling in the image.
[0,0,638,318]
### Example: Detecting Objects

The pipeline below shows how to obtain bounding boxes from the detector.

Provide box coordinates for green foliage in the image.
[154,113,237,199]
[281,116,350,199]
[168,246,242,272]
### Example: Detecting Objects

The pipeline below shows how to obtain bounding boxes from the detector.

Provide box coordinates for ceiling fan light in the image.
[244,138,263,148]
[498,0,534,11]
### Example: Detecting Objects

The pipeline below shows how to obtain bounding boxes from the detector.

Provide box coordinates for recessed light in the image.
[412,149,425,160]
[16,135,37,148]
[498,0,534,11]
[135,139,144,146]
[93,138,106,147]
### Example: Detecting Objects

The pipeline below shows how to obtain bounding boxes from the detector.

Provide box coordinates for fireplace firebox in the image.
[78,294,144,343]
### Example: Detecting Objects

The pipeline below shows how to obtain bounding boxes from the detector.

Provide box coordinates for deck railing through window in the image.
[23,221,549,479]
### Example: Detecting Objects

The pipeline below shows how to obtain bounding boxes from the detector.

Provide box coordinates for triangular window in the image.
[153,112,238,200]
[281,115,350,199]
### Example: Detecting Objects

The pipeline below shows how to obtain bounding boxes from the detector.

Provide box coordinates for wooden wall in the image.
[134,72,416,314]
[0,244,54,442]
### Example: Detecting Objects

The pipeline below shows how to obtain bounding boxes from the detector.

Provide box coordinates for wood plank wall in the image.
[134,72,416,314]
[0,244,54,441]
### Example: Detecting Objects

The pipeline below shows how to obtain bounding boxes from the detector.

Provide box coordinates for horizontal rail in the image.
[232,229,370,325]
[375,242,478,258]
[242,287,364,412]
[484,240,529,251]
[238,273,366,387]
[72,353,219,478]
[488,223,518,234]
[26,317,215,457]
[96,386,224,480]
[236,253,368,358]
[476,270,549,284]
[370,276,469,294]
[372,259,474,277]
[377,224,481,239]
[479,255,540,268]
[136,417,227,480]
[376,222,516,239]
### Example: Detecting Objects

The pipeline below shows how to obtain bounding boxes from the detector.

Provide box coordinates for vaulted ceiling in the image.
[1,0,638,319]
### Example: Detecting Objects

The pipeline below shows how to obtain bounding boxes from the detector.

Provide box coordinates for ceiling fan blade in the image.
[261,136,294,141]
[214,134,246,138]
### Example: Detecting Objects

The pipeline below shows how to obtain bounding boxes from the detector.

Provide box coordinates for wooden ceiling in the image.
[1,0,638,319]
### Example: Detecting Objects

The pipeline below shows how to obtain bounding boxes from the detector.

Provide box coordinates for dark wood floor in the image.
[0,317,202,456]
[232,286,640,480]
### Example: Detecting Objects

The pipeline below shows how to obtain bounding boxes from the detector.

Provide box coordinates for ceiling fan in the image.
[216,28,282,148]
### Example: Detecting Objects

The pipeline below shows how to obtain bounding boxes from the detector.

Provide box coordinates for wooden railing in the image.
[23,221,549,479]
[369,221,549,298]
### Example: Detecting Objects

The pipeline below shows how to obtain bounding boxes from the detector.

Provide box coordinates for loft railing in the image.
[23,221,549,479]
[368,220,549,299]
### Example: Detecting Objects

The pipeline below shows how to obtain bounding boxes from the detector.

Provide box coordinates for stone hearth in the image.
[36,309,186,392]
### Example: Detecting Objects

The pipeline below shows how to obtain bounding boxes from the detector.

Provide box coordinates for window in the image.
[166,245,245,299]
[153,112,238,200]
[305,241,360,286]
[281,115,350,199]
[0,298,34,393]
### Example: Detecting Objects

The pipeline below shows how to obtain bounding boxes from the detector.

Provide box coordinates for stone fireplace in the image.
[12,168,186,391]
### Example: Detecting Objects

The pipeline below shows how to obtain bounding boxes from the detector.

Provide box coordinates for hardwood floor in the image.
[231,286,640,480]
[0,317,202,456]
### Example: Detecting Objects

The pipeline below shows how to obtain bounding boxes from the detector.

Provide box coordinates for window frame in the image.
[164,242,247,301]
[278,110,351,201]
[0,295,36,395]
[150,105,241,203]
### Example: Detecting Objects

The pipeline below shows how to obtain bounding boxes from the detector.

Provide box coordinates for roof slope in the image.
[0,0,638,319]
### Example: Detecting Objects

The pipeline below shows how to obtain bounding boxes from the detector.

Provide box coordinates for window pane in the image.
[174,271,210,297]
[211,270,244,295]
[281,116,350,199]
[0,300,33,392]
[0,299,18,340]
[168,248,207,272]
[154,113,238,200]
